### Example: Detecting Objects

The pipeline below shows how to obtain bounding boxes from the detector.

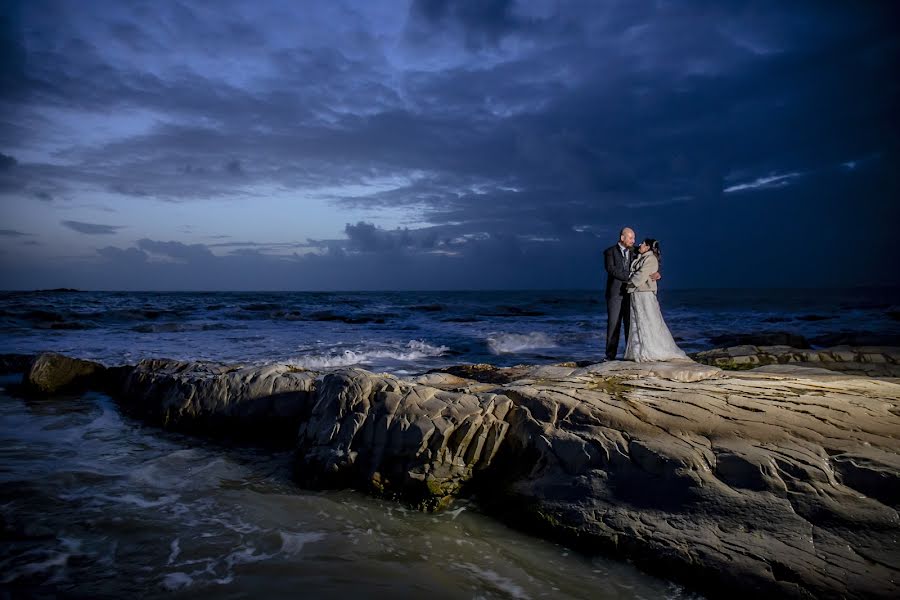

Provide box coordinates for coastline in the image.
[8,347,900,599]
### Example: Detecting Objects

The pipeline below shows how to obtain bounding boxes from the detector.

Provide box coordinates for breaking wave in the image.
[486,332,557,354]
[287,340,449,369]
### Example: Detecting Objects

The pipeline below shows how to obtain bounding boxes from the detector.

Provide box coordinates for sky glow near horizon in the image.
[0,0,897,290]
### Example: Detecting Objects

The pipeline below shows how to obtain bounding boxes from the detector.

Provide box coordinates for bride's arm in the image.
[629,256,656,288]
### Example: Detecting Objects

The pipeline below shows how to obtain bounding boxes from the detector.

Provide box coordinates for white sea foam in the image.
[161,571,194,591]
[167,538,181,565]
[279,530,326,554]
[455,563,531,600]
[1,537,82,584]
[95,493,180,508]
[288,340,448,369]
[486,332,557,354]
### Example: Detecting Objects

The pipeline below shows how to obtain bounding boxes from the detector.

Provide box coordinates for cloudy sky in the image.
[1,0,897,290]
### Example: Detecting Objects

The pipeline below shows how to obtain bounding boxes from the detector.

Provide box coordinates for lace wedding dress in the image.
[624,291,690,362]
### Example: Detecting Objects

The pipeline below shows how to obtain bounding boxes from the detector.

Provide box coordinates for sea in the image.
[1,288,898,598]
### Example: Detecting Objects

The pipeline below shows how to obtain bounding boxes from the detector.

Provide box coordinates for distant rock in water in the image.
[479,305,547,317]
[241,302,281,312]
[48,321,94,330]
[408,303,445,312]
[810,331,900,347]
[307,310,390,324]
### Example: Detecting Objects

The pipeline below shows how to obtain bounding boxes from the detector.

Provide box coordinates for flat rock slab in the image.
[492,362,900,599]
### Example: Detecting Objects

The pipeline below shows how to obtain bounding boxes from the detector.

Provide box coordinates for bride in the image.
[624,239,690,363]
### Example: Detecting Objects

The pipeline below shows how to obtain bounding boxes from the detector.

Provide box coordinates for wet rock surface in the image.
[23,352,108,394]
[116,358,319,444]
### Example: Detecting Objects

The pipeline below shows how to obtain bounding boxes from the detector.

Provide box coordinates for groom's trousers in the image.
[605,293,631,360]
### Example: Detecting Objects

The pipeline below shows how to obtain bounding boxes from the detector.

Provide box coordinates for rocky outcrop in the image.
[694,345,900,377]
[19,352,900,599]
[294,368,513,509]
[485,361,900,599]
[117,359,318,444]
[22,352,108,394]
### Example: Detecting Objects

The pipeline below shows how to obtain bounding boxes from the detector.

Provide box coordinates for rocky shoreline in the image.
[6,347,900,599]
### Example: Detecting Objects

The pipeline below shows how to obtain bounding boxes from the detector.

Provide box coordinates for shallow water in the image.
[0,375,699,599]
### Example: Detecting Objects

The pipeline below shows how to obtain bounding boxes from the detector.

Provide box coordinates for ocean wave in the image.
[130,323,245,333]
[0,536,83,585]
[479,305,547,317]
[487,332,557,354]
[287,340,449,369]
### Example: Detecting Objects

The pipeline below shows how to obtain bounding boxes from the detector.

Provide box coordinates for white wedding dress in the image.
[624,291,690,363]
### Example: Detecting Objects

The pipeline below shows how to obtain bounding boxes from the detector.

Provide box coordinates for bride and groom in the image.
[604,227,689,363]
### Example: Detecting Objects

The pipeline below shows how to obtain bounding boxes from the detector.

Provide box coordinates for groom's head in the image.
[619,227,635,248]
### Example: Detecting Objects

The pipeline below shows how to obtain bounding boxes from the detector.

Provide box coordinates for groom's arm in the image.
[604,248,630,282]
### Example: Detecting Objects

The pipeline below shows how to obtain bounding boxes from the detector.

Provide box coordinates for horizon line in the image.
[2,285,897,294]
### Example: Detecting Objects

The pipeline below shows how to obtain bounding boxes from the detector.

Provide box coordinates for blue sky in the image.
[1,0,897,290]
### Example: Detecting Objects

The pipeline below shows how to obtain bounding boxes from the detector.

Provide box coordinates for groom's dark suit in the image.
[604,244,636,360]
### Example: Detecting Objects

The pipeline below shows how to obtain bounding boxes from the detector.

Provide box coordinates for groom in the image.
[604,227,660,360]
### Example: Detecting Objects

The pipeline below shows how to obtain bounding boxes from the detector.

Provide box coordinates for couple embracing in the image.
[604,227,689,363]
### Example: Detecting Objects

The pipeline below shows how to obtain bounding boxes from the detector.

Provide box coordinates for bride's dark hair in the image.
[643,238,661,261]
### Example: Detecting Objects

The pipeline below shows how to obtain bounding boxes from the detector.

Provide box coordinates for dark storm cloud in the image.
[408,0,553,48]
[61,220,123,235]
[224,159,244,176]
[0,153,17,170]
[344,221,440,252]
[0,229,29,237]
[0,228,600,291]
[1,0,898,289]
[136,239,215,262]
[96,245,148,264]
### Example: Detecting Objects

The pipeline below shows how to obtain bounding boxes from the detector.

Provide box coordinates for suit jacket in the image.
[627,252,659,293]
[604,244,636,298]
